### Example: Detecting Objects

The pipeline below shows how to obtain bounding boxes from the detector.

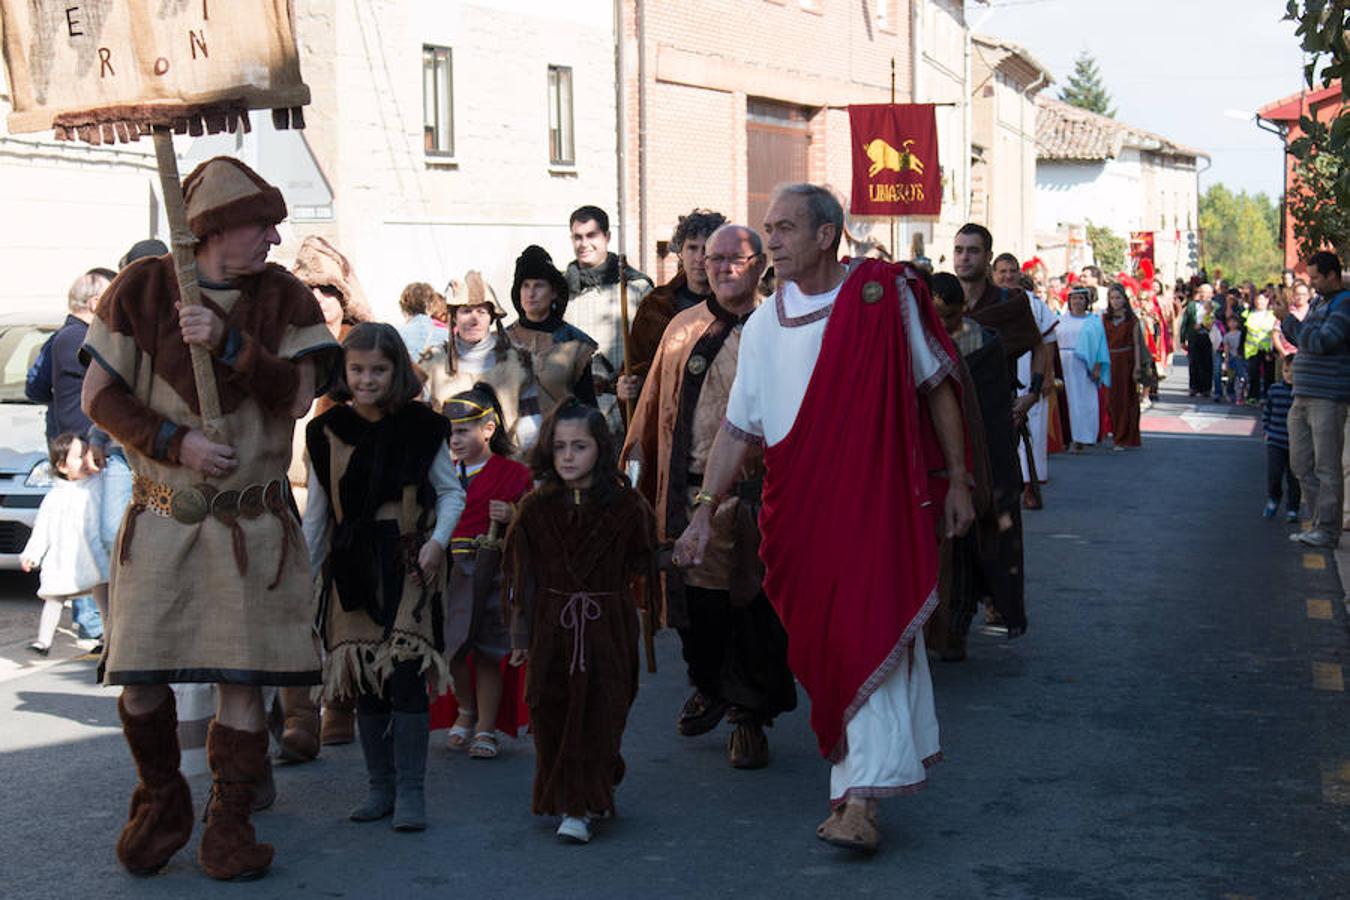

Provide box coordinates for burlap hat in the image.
[292,236,373,322]
[447,270,506,319]
[181,156,287,238]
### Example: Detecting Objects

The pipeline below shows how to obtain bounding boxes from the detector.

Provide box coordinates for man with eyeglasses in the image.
[673,184,973,853]
[621,208,727,403]
[623,224,796,770]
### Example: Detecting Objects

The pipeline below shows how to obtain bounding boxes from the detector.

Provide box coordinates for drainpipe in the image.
[962,19,973,225]
[637,0,649,273]
[613,0,627,259]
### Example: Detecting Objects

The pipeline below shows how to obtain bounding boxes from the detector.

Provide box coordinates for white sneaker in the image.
[556,815,592,844]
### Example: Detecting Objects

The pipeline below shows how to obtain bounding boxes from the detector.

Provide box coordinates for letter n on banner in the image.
[848,103,941,217]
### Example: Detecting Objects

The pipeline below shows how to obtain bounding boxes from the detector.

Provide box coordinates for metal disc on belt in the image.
[212,489,242,522]
[239,484,266,519]
[264,480,283,510]
[170,486,209,525]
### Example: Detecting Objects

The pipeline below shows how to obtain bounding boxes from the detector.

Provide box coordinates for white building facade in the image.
[1034,95,1206,285]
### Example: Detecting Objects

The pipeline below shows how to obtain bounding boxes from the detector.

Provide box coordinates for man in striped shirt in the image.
[1283,251,1350,549]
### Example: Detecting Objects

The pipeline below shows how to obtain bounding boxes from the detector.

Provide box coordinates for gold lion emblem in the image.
[864,138,926,178]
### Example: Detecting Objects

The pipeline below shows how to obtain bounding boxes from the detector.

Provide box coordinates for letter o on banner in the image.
[154,57,170,76]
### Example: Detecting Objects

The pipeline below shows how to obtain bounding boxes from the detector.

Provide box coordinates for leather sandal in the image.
[816,802,880,853]
[676,690,727,737]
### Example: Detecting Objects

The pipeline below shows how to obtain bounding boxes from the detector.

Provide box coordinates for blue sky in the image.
[967,0,1306,199]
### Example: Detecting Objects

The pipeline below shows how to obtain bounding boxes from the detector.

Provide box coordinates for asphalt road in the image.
[1,368,1347,899]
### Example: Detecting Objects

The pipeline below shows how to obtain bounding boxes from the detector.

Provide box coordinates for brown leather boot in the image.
[198,722,275,881]
[321,695,355,745]
[116,693,195,876]
[278,686,320,763]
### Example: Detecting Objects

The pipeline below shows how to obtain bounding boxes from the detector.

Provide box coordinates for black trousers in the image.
[355,658,429,715]
[1267,444,1302,509]
[1248,350,1275,401]
[677,587,797,725]
[1187,333,1213,393]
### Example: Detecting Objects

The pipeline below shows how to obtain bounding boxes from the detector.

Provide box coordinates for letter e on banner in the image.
[848,104,941,217]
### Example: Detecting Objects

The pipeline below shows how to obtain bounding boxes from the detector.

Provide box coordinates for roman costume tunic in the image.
[1055,312,1106,445]
[622,295,796,721]
[1017,294,1059,484]
[724,259,960,805]
[504,484,658,817]
[925,320,1027,659]
[303,402,466,700]
[1104,315,1143,447]
[82,256,339,685]
[443,454,534,662]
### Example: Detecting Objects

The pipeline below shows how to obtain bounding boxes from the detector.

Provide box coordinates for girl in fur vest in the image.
[503,398,657,845]
[303,323,465,831]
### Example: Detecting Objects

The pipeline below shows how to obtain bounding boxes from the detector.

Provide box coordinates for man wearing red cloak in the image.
[675,184,974,853]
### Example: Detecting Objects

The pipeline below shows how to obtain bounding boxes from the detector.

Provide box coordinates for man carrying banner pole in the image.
[0,0,326,881]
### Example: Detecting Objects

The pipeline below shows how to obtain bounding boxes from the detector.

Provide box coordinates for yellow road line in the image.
[1304,553,1327,570]
[1322,762,1350,805]
[1312,662,1345,692]
[1307,598,1335,620]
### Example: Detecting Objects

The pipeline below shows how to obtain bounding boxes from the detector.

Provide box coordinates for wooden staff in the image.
[618,254,634,422]
[151,127,227,444]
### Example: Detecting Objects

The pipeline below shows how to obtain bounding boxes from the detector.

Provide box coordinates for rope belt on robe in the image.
[552,589,615,675]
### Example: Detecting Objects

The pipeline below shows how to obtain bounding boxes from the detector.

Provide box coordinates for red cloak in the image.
[759,259,961,762]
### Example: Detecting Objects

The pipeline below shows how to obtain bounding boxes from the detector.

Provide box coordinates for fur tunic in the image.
[306,402,459,700]
[504,484,657,817]
[82,255,338,685]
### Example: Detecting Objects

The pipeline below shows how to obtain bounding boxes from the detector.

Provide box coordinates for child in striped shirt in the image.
[1261,357,1299,523]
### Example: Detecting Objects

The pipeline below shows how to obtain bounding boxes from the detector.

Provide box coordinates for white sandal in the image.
[446,711,475,751]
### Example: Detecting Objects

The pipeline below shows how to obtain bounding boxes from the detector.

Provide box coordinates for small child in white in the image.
[22,433,109,656]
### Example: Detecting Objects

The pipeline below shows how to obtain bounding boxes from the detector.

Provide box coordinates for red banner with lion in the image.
[848,103,940,217]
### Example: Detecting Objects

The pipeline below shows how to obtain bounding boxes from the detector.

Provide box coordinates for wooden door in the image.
[746,99,810,231]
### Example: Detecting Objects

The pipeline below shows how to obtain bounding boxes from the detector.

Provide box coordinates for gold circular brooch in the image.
[862,281,885,304]
[687,354,708,376]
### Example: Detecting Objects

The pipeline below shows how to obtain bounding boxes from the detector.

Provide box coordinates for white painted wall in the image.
[0,125,162,313]
[1037,147,1199,283]
[293,0,619,321]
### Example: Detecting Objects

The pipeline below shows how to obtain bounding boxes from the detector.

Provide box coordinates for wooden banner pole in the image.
[151,127,227,444]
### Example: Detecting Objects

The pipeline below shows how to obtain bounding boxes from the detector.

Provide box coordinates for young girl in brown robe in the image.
[503,398,657,845]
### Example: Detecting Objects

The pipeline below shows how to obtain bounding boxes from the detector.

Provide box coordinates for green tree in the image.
[1059,52,1116,118]
[1283,2,1350,255]
[1198,184,1283,283]
[1085,222,1125,272]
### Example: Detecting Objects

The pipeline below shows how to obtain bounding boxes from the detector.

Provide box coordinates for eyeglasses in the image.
[705,254,760,270]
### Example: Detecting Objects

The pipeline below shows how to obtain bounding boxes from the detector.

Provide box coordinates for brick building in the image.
[621,0,976,282]
[1256,82,1342,275]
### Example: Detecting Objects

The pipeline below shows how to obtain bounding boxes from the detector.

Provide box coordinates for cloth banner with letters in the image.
[848,103,941,217]
[0,0,310,143]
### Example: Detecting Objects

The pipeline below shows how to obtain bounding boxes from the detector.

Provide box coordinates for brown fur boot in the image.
[321,694,355,745]
[278,686,320,762]
[198,722,275,881]
[116,693,195,876]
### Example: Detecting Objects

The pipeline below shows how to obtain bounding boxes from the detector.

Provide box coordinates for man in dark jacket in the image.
[620,208,727,401]
[27,269,113,441]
